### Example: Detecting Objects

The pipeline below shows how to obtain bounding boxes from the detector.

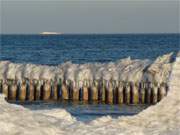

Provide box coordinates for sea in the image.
[1,34,180,121]
[1,34,179,65]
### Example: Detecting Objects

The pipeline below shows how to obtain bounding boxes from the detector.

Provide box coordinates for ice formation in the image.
[0,53,174,88]
[0,52,179,135]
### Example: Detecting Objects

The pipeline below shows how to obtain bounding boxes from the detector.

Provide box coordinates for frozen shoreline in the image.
[0,52,179,134]
[0,53,174,87]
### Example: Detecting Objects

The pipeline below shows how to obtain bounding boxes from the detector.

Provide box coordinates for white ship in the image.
[40,32,62,35]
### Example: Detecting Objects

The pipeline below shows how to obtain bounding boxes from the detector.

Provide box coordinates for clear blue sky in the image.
[1,0,179,34]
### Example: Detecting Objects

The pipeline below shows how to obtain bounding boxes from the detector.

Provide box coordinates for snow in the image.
[0,52,179,135]
[0,53,174,89]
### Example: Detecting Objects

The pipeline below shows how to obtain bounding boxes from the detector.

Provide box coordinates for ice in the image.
[0,52,179,135]
[0,53,174,89]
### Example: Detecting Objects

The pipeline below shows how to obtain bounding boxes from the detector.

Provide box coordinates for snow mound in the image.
[0,52,179,135]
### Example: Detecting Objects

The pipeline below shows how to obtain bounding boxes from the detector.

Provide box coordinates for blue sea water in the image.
[1,34,179,65]
[13,101,148,122]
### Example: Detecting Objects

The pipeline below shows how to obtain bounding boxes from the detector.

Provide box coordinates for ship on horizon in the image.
[40,32,63,35]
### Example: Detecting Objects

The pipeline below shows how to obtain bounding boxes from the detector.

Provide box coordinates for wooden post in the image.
[0,80,2,93]
[57,79,62,100]
[118,81,124,104]
[145,82,151,104]
[92,80,98,101]
[102,80,106,102]
[19,80,27,101]
[131,82,139,104]
[73,88,79,101]
[52,81,58,100]
[79,88,83,101]
[43,80,51,100]
[98,80,105,102]
[83,80,88,101]
[151,82,158,104]
[28,79,35,101]
[113,81,118,104]
[88,83,92,102]
[67,80,73,100]
[124,82,130,104]
[1,79,167,104]
[8,80,17,100]
[139,82,145,104]
[62,80,68,100]
[2,80,8,98]
[106,81,113,104]
[73,82,79,101]
[158,83,166,101]
[35,80,42,100]
[165,83,169,95]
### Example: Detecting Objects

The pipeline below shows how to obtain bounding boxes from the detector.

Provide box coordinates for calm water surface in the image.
[1,34,179,65]
[12,101,148,122]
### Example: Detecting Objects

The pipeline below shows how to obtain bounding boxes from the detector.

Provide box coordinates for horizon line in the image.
[1,32,180,35]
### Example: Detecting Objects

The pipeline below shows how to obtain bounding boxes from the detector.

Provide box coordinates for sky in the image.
[0,0,179,34]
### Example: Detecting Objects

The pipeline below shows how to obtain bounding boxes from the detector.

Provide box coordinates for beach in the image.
[0,52,179,135]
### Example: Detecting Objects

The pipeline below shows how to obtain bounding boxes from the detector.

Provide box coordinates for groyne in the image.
[0,79,168,104]
[0,53,174,104]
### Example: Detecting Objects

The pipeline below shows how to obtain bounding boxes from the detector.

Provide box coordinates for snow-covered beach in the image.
[0,52,179,135]
[1,0,179,134]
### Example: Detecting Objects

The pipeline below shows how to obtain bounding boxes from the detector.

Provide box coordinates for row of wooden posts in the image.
[0,79,168,104]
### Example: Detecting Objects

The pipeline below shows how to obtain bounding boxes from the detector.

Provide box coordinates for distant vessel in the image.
[40,32,62,35]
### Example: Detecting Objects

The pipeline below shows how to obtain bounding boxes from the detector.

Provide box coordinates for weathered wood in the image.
[67,80,73,100]
[0,80,3,93]
[131,82,139,104]
[139,82,145,104]
[92,81,98,101]
[0,79,168,104]
[52,82,58,100]
[2,81,8,98]
[34,80,42,100]
[72,82,79,100]
[145,82,152,104]
[19,80,27,101]
[28,80,35,101]
[83,81,89,101]
[117,81,124,104]
[43,80,51,100]
[105,81,113,104]
[62,81,68,100]
[8,81,17,100]
[151,83,158,104]
[113,81,118,104]
[57,80,62,100]
[79,87,83,101]
[124,82,130,104]
[158,83,166,101]
[98,80,106,102]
